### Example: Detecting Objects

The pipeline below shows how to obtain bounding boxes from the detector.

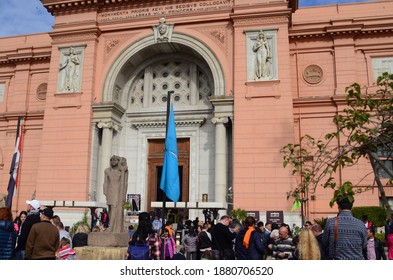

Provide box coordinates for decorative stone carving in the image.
[97,121,119,132]
[57,46,84,93]
[211,117,229,125]
[153,18,174,43]
[36,83,47,100]
[303,64,323,84]
[252,30,273,80]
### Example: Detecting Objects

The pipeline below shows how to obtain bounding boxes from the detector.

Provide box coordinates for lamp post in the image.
[300,197,308,226]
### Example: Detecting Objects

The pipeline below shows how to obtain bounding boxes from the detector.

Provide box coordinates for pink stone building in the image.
[0,0,392,226]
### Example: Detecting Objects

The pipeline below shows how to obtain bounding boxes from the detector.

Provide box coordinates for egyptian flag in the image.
[6,117,23,210]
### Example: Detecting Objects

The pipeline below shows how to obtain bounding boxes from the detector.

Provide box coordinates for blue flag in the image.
[160,104,180,203]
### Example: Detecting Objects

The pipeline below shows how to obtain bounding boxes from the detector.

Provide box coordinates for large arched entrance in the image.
[92,34,233,216]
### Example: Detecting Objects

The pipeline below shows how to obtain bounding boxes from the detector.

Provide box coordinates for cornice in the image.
[289,19,393,39]
[293,95,347,108]
[0,51,51,65]
[132,118,206,129]
[41,0,210,14]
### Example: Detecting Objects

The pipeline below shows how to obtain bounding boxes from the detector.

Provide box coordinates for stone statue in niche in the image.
[103,155,128,233]
[59,47,80,92]
[252,31,273,80]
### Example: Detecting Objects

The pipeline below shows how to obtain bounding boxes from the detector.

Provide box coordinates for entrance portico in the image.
[92,32,233,214]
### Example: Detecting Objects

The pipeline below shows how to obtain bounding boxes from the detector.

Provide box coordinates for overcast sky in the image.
[0,0,375,37]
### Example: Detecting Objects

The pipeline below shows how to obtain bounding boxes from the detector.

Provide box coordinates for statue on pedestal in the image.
[103,155,128,233]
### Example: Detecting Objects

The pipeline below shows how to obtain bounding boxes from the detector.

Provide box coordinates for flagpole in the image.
[162,90,174,233]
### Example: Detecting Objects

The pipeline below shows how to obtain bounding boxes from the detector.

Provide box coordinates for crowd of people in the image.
[1,195,393,260]
[127,197,393,261]
[0,198,110,260]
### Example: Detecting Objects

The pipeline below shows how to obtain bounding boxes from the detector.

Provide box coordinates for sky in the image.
[0,0,376,37]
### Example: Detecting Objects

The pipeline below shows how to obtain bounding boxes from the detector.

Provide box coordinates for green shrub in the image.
[230,208,247,223]
[352,206,388,227]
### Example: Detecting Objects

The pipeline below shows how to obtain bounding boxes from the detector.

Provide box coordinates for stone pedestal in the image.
[88,232,129,247]
[74,246,128,260]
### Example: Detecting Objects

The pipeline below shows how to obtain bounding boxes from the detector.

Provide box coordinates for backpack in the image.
[127,235,150,260]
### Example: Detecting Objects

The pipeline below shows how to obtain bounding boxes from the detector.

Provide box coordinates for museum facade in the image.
[1,0,392,226]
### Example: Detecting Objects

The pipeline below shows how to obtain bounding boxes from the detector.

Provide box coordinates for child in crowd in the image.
[57,237,79,260]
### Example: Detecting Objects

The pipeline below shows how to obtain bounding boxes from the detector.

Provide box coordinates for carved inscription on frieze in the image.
[97,0,232,22]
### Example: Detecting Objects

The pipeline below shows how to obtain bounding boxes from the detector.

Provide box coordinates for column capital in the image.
[211,116,229,125]
[97,121,120,132]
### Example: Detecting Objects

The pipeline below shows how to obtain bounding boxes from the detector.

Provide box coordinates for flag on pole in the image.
[160,104,180,203]
[291,198,301,212]
[6,117,23,210]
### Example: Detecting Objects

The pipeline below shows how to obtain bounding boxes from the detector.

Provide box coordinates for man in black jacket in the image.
[211,215,239,260]
[14,200,41,260]
[311,223,328,260]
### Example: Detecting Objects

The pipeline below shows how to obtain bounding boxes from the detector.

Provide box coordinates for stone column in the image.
[211,117,228,203]
[96,121,118,203]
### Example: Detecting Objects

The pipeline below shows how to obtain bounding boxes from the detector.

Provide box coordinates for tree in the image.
[281,73,393,213]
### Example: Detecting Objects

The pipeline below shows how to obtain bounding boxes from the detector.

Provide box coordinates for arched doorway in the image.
[147,138,190,213]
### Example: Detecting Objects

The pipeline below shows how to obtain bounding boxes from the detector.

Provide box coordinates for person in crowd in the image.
[257,221,268,259]
[161,227,176,260]
[311,223,327,260]
[185,216,192,229]
[243,216,266,260]
[57,237,78,260]
[13,210,27,234]
[293,229,320,260]
[366,226,386,260]
[192,217,199,229]
[100,208,109,229]
[172,246,186,260]
[235,221,247,260]
[362,215,374,230]
[0,207,17,259]
[385,215,393,242]
[152,215,162,235]
[323,197,367,260]
[72,224,89,248]
[51,215,61,226]
[129,212,161,260]
[92,209,99,229]
[198,222,213,260]
[182,226,198,260]
[304,221,312,230]
[165,221,174,237]
[128,225,135,238]
[55,221,72,247]
[14,199,41,260]
[25,207,59,260]
[211,215,239,260]
[281,223,293,237]
[385,225,393,260]
[270,225,295,260]
[266,229,279,259]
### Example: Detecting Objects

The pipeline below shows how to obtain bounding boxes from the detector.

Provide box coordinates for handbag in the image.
[128,235,150,260]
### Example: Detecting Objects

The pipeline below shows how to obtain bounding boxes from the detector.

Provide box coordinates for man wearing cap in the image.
[14,200,42,260]
[25,207,59,260]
